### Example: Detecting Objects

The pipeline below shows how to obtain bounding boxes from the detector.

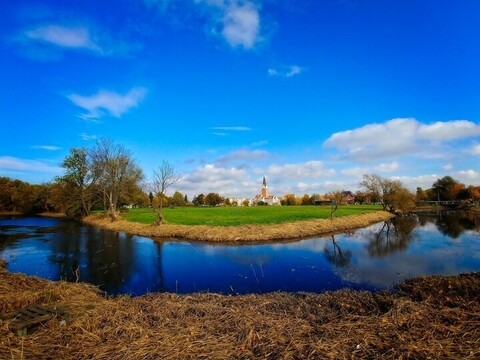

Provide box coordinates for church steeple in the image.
[261,176,269,198]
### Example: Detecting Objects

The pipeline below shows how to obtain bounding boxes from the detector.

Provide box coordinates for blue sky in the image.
[1,0,479,198]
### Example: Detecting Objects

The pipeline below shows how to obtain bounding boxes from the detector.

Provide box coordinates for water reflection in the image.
[324,236,352,267]
[1,212,479,295]
[366,217,417,257]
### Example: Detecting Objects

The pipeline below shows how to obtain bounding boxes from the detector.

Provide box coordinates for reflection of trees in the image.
[416,211,480,238]
[433,212,479,239]
[324,236,352,267]
[366,217,417,257]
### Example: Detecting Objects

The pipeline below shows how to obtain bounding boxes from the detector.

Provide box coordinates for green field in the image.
[124,205,383,226]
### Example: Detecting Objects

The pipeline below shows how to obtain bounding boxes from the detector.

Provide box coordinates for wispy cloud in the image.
[457,169,480,182]
[0,156,61,174]
[31,145,61,151]
[268,65,306,78]
[79,133,98,141]
[324,118,480,161]
[15,21,137,59]
[67,87,147,120]
[470,144,480,155]
[178,164,253,195]
[147,0,263,50]
[23,25,102,53]
[374,161,399,173]
[217,148,269,164]
[267,160,336,180]
[211,126,251,131]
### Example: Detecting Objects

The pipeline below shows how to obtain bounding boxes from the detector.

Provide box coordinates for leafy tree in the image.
[361,174,414,212]
[242,199,250,206]
[301,194,311,205]
[415,187,428,203]
[151,160,180,224]
[57,147,98,218]
[431,176,461,201]
[205,192,223,206]
[0,177,15,211]
[170,191,186,207]
[193,194,205,206]
[281,194,296,206]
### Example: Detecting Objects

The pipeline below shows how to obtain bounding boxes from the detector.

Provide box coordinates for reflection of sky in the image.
[1,213,480,295]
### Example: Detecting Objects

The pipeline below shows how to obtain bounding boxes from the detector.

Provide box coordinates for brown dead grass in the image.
[83,211,394,243]
[1,261,479,359]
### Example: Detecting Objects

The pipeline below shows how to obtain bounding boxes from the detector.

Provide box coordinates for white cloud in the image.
[266,160,336,180]
[324,118,480,161]
[457,170,480,182]
[221,2,260,49]
[418,120,480,141]
[340,167,368,177]
[374,161,399,173]
[67,87,147,120]
[392,174,440,191]
[0,156,61,174]
[470,144,480,155]
[442,164,453,171]
[147,0,263,50]
[31,145,61,151]
[178,164,254,195]
[268,65,306,78]
[217,148,269,163]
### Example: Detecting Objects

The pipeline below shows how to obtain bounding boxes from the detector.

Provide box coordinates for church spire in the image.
[262,176,267,187]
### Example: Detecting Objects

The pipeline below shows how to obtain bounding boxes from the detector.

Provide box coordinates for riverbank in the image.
[1,262,478,359]
[83,210,394,242]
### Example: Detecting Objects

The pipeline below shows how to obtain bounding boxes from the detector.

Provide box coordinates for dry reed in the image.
[1,262,479,359]
[83,211,394,243]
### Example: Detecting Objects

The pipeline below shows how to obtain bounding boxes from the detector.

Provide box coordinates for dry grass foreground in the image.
[83,211,394,242]
[0,262,479,359]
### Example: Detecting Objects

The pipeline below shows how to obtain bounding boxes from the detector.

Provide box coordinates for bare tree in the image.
[152,160,180,224]
[361,174,414,212]
[90,139,144,221]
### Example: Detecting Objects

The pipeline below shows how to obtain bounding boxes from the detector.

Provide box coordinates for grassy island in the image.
[84,206,394,242]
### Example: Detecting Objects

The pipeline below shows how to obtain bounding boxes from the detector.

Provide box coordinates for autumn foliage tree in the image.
[361,174,414,212]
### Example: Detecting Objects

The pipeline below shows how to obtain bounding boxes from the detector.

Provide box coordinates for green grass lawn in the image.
[124,205,383,226]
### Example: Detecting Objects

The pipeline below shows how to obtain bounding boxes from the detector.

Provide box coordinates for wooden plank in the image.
[10,314,54,330]
[8,305,59,335]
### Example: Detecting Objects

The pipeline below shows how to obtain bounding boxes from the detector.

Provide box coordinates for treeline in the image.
[1,139,479,218]
[416,176,480,202]
[0,139,147,219]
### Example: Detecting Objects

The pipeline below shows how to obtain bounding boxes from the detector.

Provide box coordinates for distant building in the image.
[253,176,281,206]
[341,191,355,205]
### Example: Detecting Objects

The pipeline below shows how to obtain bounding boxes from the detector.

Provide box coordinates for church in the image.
[253,176,281,206]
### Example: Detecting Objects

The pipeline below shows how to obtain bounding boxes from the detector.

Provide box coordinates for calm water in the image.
[1,212,479,296]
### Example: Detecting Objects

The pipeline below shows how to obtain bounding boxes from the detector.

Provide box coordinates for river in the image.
[1,211,479,296]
